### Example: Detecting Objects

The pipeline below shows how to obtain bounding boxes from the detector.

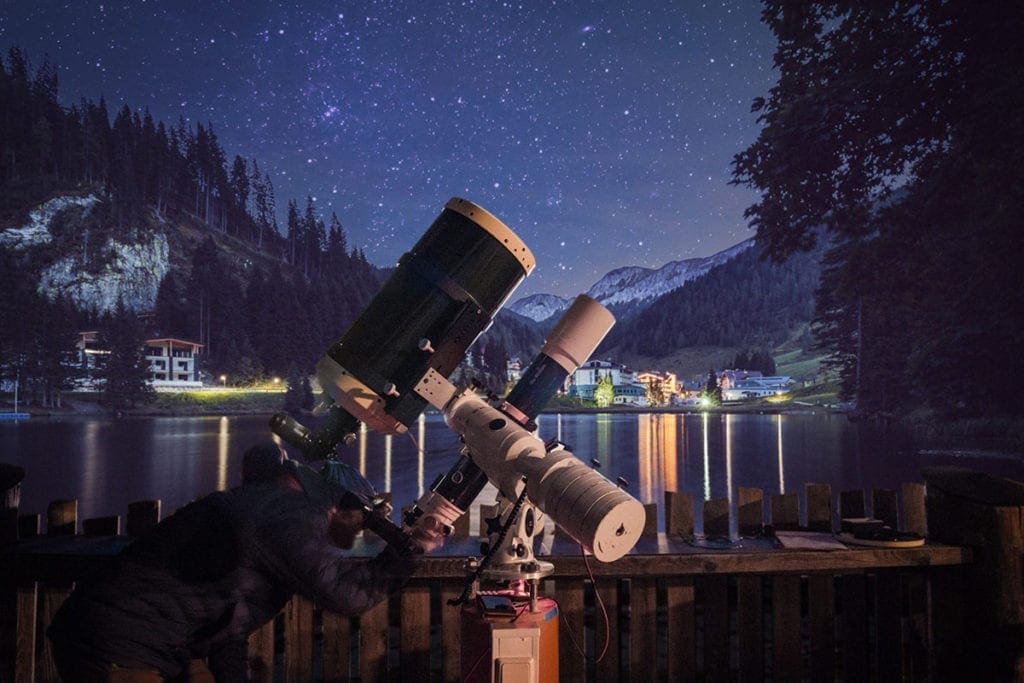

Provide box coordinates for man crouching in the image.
[48,441,439,681]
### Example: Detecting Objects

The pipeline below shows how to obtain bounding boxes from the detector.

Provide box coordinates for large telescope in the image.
[271,198,534,457]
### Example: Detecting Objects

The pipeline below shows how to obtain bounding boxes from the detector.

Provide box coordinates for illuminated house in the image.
[718,369,763,390]
[721,376,794,401]
[567,360,651,406]
[145,338,203,388]
[568,359,635,399]
[77,332,203,389]
[506,357,523,383]
[636,370,680,405]
[613,383,647,406]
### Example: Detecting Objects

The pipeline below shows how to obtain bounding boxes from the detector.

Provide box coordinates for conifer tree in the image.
[731,2,1024,417]
[594,375,615,408]
[97,300,155,409]
[283,366,304,414]
[702,369,721,406]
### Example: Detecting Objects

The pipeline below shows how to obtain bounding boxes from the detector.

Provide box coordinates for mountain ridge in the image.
[508,237,756,322]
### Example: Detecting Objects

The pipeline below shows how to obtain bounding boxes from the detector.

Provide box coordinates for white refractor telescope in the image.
[411,294,644,566]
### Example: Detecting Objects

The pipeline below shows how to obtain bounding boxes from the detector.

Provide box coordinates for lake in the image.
[3,411,1022,536]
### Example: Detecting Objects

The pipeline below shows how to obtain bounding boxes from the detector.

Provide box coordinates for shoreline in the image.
[4,397,843,420]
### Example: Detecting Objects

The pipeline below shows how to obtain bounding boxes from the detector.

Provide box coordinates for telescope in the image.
[271,198,645,682]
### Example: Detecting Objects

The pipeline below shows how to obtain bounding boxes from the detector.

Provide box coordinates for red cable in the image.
[560,542,612,663]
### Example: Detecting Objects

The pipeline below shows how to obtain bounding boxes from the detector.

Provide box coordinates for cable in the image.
[559,542,613,664]
[582,541,612,663]
[464,645,491,680]
[448,485,530,606]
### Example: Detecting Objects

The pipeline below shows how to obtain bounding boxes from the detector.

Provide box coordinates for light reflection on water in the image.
[3,412,1023,533]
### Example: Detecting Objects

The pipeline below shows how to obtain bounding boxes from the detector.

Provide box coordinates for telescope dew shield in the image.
[319,198,534,434]
[505,294,615,421]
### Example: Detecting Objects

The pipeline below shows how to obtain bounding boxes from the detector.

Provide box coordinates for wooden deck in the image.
[3,472,1020,681]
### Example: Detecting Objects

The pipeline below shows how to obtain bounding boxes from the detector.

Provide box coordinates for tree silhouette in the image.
[731,2,1024,417]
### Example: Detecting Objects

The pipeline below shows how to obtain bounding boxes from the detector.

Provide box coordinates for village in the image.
[72,332,795,408]
[507,357,795,407]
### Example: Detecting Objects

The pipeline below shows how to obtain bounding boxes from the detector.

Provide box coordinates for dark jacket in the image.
[48,479,412,678]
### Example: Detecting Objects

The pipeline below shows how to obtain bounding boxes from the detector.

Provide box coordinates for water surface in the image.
[3,412,1021,534]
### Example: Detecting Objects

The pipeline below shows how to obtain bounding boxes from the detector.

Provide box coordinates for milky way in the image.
[2,1,776,297]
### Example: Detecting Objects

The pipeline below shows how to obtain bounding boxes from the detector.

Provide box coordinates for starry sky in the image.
[2,1,777,298]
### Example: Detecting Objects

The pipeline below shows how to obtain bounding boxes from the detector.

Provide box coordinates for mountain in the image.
[506,293,571,322]
[588,239,754,308]
[509,238,755,322]
[1,193,170,314]
[597,240,823,368]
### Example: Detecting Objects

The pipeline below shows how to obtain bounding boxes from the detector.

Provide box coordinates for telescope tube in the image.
[318,198,534,435]
[504,294,615,421]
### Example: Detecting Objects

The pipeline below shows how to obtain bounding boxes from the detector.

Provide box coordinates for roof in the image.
[146,338,204,348]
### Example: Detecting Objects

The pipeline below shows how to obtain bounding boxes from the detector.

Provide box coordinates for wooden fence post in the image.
[664,491,693,538]
[1,465,25,683]
[805,484,832,531]
[923,467,1024,681]
[39,499,79,682]
[127,500,161,537]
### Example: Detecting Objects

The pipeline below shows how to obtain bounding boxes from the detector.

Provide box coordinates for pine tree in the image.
[154,274,189,337]
[283,366,304,414]
[97,300,155,409]
[286,199,300,266]
[594,375,615,408]
[229,154,249,236]
[33,296,82,408]
[702,369,721,406]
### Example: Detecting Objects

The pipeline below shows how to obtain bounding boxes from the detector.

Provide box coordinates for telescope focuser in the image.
[269,406,360,461]
[338,490,422,557]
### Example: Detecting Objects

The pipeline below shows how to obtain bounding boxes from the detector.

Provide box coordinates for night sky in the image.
[2,1,776,298]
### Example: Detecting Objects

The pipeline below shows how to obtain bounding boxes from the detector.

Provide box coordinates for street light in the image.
[220,375,227,388]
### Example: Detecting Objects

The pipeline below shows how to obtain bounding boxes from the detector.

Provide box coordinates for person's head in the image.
[321,460,379,549]
[241,441,289,484]
[281,458,380,549]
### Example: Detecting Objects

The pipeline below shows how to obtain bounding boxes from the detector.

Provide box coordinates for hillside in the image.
[598,242,823,379]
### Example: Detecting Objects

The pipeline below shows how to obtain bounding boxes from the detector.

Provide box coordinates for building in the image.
[145,338,203,388]
[613,383,647,406]
[77,332,203,390]
[721,376,794,401]
[636,370,680,405]
[506,357,523,383]
[718,369,763,390]
[568,359,636,400]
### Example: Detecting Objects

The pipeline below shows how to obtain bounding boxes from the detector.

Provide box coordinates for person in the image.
[48,441,435,681]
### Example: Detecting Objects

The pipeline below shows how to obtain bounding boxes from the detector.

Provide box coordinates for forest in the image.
[0,48,523,408]
[600,242,820,358]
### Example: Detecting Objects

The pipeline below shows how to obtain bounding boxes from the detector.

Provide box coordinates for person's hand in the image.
[327,508,365,549]
[408,515,446,554]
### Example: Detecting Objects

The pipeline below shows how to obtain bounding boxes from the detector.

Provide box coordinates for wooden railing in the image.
[4,469,1023,681]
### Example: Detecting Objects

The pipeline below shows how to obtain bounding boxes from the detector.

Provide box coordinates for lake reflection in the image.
[3,411,1023,533]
